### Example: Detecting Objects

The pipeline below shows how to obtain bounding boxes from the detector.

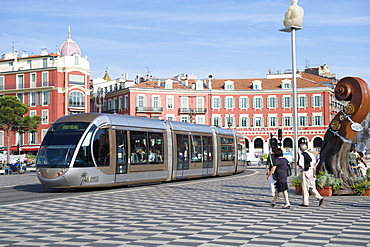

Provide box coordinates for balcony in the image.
[179,108,207,114]
[1,81,55,91]
[136,107,163,113]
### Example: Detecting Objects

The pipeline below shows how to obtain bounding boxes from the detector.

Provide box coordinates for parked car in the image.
[246,153,262,166]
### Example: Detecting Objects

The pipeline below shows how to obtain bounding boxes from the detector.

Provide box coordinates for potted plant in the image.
[289,175,302,194]
[351,169,370,196]
[316,171,343,196]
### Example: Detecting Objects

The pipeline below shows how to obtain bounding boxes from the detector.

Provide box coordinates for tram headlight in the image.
[38,168,68,179]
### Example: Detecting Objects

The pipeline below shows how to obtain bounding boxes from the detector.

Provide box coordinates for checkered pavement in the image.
[0,167,370,246]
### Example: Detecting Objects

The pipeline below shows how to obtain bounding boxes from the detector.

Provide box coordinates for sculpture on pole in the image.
[318,77,370,192]
[283,0,304,27]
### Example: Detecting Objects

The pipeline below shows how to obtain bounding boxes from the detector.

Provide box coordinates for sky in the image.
[1,0,370,83]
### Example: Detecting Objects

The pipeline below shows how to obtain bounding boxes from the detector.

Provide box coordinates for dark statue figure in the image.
[318,77,370,193]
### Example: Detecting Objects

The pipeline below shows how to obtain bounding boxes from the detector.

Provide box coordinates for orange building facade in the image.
[91,71,338,156]
[0,33,90,153]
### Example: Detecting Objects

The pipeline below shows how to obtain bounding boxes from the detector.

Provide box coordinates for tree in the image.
[0,96,42,164]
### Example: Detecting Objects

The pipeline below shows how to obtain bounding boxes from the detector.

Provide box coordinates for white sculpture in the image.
[283,0,304,27]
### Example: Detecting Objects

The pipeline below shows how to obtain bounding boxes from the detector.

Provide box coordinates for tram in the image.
[36,113,247,189]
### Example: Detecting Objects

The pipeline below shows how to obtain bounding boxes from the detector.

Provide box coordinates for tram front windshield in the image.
[36,122,90,168]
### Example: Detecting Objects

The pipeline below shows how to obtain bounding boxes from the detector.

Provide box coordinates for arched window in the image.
[69,91,84,107]
[313,137,323,148]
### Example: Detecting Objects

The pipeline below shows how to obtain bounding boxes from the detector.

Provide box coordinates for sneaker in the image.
[319,198,324,206]
[298,204,308,207]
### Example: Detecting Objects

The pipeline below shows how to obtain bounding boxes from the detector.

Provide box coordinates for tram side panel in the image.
[216,135,237,176]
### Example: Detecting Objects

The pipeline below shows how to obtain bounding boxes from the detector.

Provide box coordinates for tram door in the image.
[115,130,128,183]
[175,134,189,177]
[202,136,213,175]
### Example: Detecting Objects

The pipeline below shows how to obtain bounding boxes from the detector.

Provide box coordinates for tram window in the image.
[220,137,235,161]
[176,134,189,170]
[148,132,164,164]
[130,131,147,164]
[116,130,128,173]
[93,128,110,166]
[191,135,202,163]
[74,125,97,167]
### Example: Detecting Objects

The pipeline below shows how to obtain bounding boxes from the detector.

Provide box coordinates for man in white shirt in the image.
[298,144,324,207]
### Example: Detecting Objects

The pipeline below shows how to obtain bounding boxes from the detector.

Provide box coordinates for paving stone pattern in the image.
[0,168,370,246]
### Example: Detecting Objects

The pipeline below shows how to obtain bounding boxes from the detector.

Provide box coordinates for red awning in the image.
[9,145,39,152]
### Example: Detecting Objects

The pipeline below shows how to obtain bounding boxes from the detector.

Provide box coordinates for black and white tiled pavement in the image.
[1,168,370,247]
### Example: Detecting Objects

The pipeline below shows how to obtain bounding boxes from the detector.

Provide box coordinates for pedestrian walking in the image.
[265,146,278,197]
[298,144,324,207]
[267,148,291,209]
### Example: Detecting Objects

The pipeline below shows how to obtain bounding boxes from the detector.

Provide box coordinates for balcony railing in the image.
[136,107,163,113]
[1,81,55,90]
[179,108,207,114]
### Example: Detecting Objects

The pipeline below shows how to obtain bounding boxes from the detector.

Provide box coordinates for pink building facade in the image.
[91,71,337,156]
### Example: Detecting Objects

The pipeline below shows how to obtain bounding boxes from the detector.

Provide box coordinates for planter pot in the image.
[317,186,332,197]
[295,186,302,194]
[364,189,370,196]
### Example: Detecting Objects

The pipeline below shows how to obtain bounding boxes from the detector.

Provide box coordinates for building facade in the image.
[91,70,337,156]
[0,33,90,153]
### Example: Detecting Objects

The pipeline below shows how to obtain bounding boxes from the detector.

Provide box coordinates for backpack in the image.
[301,152,312,171]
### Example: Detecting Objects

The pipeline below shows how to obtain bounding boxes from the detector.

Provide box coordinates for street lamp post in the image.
[280,0,304,175]
[280,26,301,175]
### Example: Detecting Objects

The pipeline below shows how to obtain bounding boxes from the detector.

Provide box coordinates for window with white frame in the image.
[29,92,38,106]
[42,129,48,139]
[311,95,323,107]
[165,79,173,89]
[239,97,249,109]
[136,95,146,110]
[0,131,3,146]
[118,96,123,109]
[267,96,278,109]
[281,79,292,89]
[41,91,50,105]
[195,80,203,90]
[282,116,293,127]
[166,115,176,121]
[42,110,48,124]
[252,80,262,90]
[239,116,250,127]
[253,116,264,127]
[28,132,37,144]
[197,97,204,111]
[268,116,278,127]
[42,72,48,87]
[224,97,235,109]
[282,96,292,108]
[224,80,234,90]
[30,73,36,88]
[312,115,323,126]
[212,116,222,127]
[196,115,205,125]
[0,76,4,90]
[212,97,221,109]
[252,97,263,109]
[298,115,308,126]
[17,74,24,89]
[69,74,84,85]
[167,95,174,109]
[298,95,308,108]
[17,93,24,103]
[180,116,189,122]
[124,95,129,109]
[152,96,161,110]
[181,97,188,111]
[69,91,84,107]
